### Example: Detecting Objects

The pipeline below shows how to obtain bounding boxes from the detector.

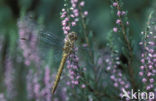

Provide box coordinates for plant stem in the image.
[114,0,138,91]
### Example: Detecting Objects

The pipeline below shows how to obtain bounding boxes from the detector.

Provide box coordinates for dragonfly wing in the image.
[38,31,64,63]
[39,31,63,50]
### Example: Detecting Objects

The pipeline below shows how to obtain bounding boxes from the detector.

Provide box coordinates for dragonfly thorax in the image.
[63,32,77,55]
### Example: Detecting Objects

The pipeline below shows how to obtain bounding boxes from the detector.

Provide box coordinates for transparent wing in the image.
[38,30,64,62]
[39,31,63,49]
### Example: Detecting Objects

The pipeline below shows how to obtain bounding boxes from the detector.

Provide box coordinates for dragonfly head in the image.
[68,32,77,41]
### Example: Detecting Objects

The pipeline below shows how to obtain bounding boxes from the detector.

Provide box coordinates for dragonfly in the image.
[39,31,77,94]
[51,32,77,94]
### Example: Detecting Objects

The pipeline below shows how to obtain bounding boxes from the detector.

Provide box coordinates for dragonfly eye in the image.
[68,32,77,41]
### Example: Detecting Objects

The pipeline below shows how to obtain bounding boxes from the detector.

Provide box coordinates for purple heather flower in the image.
[116,19,121,24]
[84,11,88,16]
[146,86,151,90]
[81,84,86,88]
[121,11,126,15]
[140,65,144,70]
[150,78,154,83]
[148,41,154,45]
[147,72,152,77]
[74,81,79,85]
[113,27,118,32]
[117,11,121,16]
[139,72,143,76]
[111,75,115,80]
[72,22,76,26]
[80,1,85,6]
[114,83,118,87]
[142,78,147,83]
[113,2,118,7]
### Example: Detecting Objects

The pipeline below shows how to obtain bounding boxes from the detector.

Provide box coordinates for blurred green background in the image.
[0,0,155,45]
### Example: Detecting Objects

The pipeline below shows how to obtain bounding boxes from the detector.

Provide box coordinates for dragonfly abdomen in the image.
[52,53,68,94]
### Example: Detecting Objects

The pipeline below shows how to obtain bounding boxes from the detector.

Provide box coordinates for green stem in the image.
[114,0,137,91]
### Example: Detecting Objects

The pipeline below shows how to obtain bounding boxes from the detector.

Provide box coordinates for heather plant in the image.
[139,11,156,95]
[4,57,17,100]
[18,16,41,67]
[0,93,6,101]
[0,0,156,101]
